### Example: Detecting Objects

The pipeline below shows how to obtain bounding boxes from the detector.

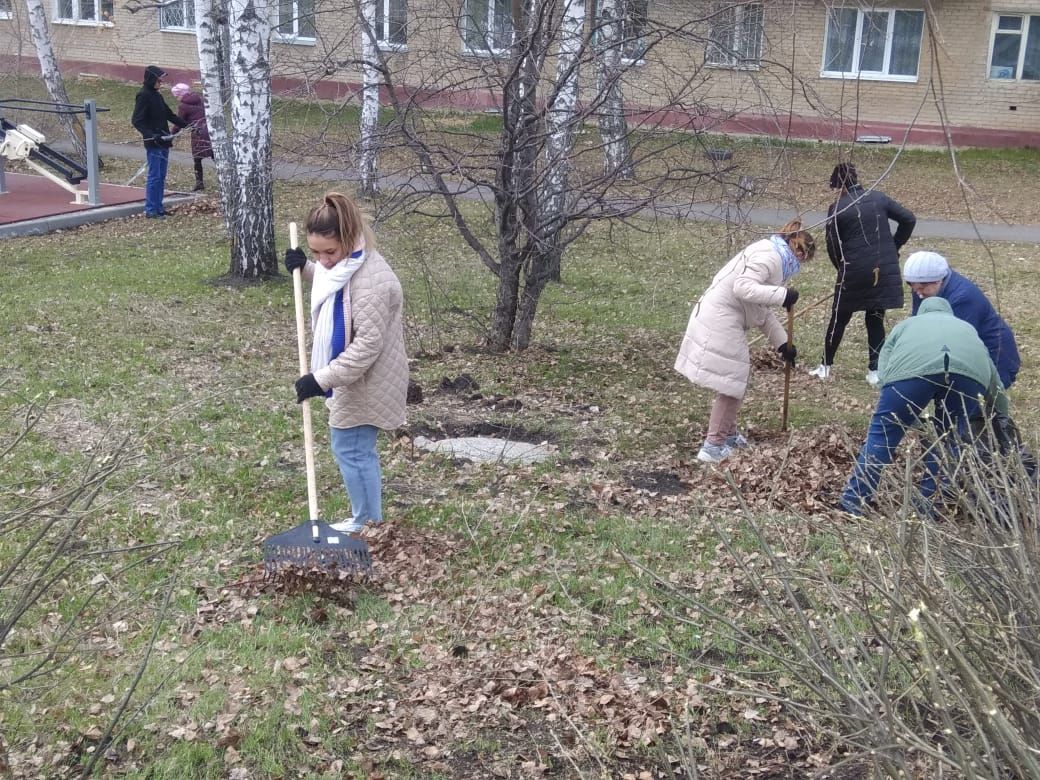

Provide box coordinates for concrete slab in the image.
[414,435,554,465]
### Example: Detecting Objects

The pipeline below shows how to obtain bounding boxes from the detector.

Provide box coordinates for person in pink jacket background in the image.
[171,82,212,192]
[675,220,816,463]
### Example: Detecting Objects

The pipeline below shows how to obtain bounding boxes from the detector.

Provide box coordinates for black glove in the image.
[782,288,800,311]
[295,373,324,403]
[777,343,797,367]
[284,248,307,274]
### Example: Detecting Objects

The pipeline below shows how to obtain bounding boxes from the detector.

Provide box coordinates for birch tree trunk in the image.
[24,0,87,162]
[594,0,632,178]
[194,0,236,236]
[227,0,276,278]
[358,0,380,196]
[539,0,584,282]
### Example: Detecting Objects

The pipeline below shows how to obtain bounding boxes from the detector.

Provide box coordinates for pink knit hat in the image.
[171,83,191,98]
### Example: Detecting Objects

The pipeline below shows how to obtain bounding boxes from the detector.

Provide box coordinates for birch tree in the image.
[539,0,585,282]
[194,0,236,235]
[357,0,380,196]
[594,0,632,179]
[193,0,278,279]
[23,0,87,162]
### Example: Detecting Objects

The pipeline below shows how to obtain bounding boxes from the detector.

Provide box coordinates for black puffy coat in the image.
[825,185,916,313]
[131,69,186,150]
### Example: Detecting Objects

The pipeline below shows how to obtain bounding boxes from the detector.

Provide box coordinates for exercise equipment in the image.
[0,98,106,205]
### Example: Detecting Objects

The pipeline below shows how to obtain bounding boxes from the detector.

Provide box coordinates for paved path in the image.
[93,140,1040,244]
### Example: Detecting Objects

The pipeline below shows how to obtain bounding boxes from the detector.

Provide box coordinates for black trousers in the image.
[823,307,886,370]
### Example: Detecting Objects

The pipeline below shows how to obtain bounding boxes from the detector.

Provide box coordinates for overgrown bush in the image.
[0,393,175,777]
[649,425,1040,777]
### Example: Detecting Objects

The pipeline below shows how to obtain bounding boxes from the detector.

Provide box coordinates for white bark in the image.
[227,0,275,277]
[594,0,632,178]
[359,0,380,196]
[24,0,87,161]
[194,0,236,236]
[540,0,584,230]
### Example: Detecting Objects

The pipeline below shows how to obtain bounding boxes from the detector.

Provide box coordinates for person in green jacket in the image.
[839,297,1007,515]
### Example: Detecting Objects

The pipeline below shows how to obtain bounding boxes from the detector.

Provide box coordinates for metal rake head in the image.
[263,521,372,575]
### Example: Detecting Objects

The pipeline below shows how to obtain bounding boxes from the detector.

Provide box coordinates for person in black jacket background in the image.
[809,163,916,386]
[131,65,187,219]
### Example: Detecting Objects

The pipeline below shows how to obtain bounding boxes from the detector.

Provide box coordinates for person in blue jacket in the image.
[903,251,1020,388]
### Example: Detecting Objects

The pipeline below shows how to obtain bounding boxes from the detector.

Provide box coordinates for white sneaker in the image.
[808,364,831,379]
[329,519,365,534]
[696,442,733,463]
[725,432,749,449]
[865,370,880,387]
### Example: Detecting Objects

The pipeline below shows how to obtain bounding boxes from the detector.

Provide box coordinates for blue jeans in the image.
[840,373,985,513]
[329,425,382,524]
[145,146,169,216]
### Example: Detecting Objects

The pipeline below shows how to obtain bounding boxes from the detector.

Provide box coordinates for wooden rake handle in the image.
[290,222,321,530]
[781,304,794,432]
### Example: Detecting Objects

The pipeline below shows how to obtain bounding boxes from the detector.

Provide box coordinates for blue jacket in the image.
[910,270,1020,388]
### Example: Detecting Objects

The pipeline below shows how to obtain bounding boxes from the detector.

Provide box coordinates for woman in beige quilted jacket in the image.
[284,192,409,534]
[675,220,815,463]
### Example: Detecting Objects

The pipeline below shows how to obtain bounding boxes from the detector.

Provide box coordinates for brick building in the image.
[1,0,1037,148]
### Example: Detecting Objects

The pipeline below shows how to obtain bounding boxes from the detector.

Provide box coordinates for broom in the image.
[263,222,372,574]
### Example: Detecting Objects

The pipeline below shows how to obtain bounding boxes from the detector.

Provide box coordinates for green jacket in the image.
[879,297,1008,414]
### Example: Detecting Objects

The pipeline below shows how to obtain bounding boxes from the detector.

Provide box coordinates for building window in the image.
[159,0,194,30]
[0,0,11,20]
[620,0,649,62]
[375,0,407,47]
[822,7,924,81]
[989,14,1040,80]
[54,0,113,23]
[275,0,315,40]
[461,0,512,54]
[706,2,763,69]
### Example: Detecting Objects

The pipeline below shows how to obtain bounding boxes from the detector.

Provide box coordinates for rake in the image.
[781,303,795,433]
[263,222,372,575]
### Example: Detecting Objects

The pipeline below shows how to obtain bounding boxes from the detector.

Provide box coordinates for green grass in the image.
[2,75,1040,777]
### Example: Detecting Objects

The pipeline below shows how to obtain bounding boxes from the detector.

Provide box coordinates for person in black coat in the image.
[809,163,916,386]
[131,65,187,218]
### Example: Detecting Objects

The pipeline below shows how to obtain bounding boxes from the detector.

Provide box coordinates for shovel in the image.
[781,304,794,432]
[263,222,371,575]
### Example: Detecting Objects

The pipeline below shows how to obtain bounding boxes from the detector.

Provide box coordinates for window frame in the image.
[459,0,513,56]
[619,0,649,65]
[705,2,764,70]
[820,6,924,83]
[52,0,113,26]
[374,0,407,50]
[158,0,195,32]
[274,0,316,44]
[987,13,1040,81]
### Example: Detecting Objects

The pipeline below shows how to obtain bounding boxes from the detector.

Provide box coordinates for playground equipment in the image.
[0,98,106,205]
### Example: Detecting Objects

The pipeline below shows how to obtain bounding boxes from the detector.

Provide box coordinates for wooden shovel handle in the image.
[748,291,832,348]
[290,222,321,527]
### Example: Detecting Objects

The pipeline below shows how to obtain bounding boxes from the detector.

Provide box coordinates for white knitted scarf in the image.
[309,248,366,374]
